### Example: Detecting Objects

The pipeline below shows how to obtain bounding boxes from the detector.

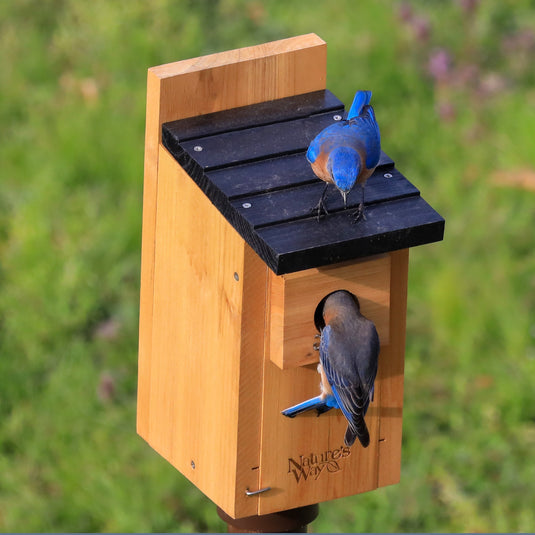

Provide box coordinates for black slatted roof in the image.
[162,90,444,275]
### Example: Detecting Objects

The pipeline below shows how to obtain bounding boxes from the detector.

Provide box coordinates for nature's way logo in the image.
[287,446,351,483]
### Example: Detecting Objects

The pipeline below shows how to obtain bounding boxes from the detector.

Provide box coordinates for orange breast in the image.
[310,150,333,183]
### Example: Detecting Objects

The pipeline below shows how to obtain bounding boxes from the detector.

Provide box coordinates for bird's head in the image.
[314,290,361,331]
[328,147,361,207]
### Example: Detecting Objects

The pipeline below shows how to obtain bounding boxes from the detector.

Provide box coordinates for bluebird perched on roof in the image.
[306,90,381,221]
[281,290,379,448]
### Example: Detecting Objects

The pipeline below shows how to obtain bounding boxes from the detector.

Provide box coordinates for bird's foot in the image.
[352,203,367,222]
[311,199,329,222]
[312,333,321,351]
[311,184,330,221]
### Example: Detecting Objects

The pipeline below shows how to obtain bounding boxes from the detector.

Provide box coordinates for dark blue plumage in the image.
[281,290,379,448]
[306,90,381,220]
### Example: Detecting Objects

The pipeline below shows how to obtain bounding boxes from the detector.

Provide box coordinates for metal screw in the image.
[234,272,239,281]
[333,114,342,121]
[191,460,195,469]
[193,145,203,152]
[242,202,252,209]
[384,173,393,178]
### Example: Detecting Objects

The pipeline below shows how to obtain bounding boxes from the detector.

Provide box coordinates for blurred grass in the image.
[1,0,535,532]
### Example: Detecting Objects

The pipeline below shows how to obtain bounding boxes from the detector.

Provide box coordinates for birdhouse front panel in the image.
[256,249,407,515]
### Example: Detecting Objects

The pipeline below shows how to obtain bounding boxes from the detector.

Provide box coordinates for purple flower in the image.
[428,48,452,83]
[94,318,120,340]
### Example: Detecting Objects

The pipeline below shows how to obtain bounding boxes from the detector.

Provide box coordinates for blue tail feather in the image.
[281,394,338,418]
[347,90,372,120]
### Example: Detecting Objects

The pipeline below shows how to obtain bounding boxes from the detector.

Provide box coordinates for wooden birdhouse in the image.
[137,34,444,520]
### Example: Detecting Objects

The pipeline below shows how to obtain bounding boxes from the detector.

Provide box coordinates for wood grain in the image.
[233,244,269,516]
[146,147,246,515]
[153,33,327,124]
[270,255,391,369]
[377,248,409,487]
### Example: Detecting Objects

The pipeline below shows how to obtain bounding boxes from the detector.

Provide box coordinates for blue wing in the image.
[348,105,381,170]
[319,324,374,427]
[306,122,345,164]
[308,109,380,172]
[319,326,359,425]
[306,135,320,164]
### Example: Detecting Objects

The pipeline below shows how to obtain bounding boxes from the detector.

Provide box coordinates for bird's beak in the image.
[341,191,347,208]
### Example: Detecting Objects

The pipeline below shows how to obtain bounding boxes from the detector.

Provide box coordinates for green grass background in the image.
[1,0,535,532]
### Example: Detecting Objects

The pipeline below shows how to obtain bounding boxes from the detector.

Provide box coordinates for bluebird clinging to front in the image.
[306,90,381,221]
[281,290,379,448]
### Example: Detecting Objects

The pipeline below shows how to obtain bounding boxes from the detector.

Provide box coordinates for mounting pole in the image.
[217,504,319,533]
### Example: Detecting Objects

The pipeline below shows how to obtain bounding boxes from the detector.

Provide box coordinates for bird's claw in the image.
[352,203,367,223]
[313,343,320,351]
[311,184,330,222]
[311,201,329,222]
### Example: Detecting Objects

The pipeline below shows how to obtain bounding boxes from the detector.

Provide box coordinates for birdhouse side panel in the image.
[377,248,409,488]
[138,146,250,515]
[232,244,270,518]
